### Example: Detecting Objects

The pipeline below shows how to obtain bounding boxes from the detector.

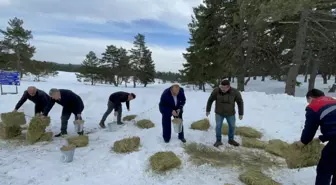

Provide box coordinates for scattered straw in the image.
[184,142,283,169]
[60,145,76,151]
[0,123,21,139]
[123,115,137,121]
[112,136,140,153]
[239,168,281,185]
[67,135,89,147]
[242,137,267,149]
[26,116,51,144]
[222,124,263,138]
[136,119,155,129]
[190,118,210,131]
[1,112,26,126]
[39,132,53,142]
[264,139,290,157]
[149,151,181,172]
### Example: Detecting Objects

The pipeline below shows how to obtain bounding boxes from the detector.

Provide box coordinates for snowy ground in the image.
[0,72,335,185]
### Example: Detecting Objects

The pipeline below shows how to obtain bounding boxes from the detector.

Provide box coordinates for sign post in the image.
[0,71,20,95]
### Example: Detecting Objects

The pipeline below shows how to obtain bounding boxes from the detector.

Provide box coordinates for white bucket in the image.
[73,120,84,133]
[107,123,113,132]
[61,148,75,163]
[172,118,183,133]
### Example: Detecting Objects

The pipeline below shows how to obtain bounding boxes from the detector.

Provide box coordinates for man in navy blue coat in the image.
[159,84,186,143]
[42,88,84,137]
[297,89,336,184]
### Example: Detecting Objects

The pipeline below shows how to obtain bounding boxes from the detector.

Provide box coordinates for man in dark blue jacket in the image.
[298,88,336,184]
[13,86,51,115]
[159,84,186,143]
[99,91,136,128]
[42,88,84,137]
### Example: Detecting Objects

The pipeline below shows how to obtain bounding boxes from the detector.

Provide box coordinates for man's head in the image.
[128,93,136,101]
[27,86,37,96]
[306,88,325,104]
[49,88,61,100]
[170,84,180,96]
[219,80,231,93]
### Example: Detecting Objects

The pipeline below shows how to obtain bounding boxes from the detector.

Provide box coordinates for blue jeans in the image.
[215,114,236,141]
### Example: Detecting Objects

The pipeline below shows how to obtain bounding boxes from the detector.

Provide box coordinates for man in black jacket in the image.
[99,91,136,128]
[13,86,51,116]
[42,88,84,137]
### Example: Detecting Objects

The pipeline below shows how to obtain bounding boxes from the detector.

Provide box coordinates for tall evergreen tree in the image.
[77,51,100,85]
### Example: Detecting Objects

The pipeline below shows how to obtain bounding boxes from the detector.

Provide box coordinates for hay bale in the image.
[67,135,89,147]
[285,139,324,169]
[60,144,76,151]
[149,151,181,172]
[222,124,263,138]
[190,118,210,131]
[39,132,53,142]
[112,136,140,153]
[239,168,281,185]
[264,139,290,157]
[123,115,137,121]
[136,119,155,129]
[1,112,26,126]
[242,137,267,149]
[0,123,21,139]
[26,116,50,144]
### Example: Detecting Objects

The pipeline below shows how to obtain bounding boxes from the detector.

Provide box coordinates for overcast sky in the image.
[0,0,202,72]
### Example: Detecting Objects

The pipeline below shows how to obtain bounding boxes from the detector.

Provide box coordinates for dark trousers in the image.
[34,104,44,115]
[60,108,83,133]
[315,141,336,185]
[162,110,184,142]
[101,101,122,123]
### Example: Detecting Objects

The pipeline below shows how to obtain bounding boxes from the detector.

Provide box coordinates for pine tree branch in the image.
[308,27,334,44]
[307,17,329,31]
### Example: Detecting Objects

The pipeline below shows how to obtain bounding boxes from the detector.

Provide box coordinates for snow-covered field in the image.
[0,72,335,185]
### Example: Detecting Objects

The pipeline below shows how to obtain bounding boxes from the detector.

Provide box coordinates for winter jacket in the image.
[109,91,130,111]
[206,87,244,116]
[159,86,186,116]
[301,96,336,144]
[43,89,84,116]
[15,89,51,110]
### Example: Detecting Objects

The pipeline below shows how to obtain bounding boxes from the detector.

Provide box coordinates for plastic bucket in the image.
[107,123,113,132]
[61,148,75,163]
[172,119,183,133]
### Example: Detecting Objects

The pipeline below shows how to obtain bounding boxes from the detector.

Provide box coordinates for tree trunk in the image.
[261,76,265,81]
[144,83,147,87]
[328,74,331,80]
[202,83,205,92]
[133,77,136,88]
[322,73,328,84]
[304,51,312,83]
[244,76,251,85]
[285,8,309,96]
[308,45,323,91]
[328,84,336,93]
[253,76,257,80]
[198,83,202,90]
[232,77,235,83]
[125,81,127,87]
[335,76,336,83]
[228,76,232,81]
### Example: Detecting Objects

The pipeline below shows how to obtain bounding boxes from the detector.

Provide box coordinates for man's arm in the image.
[206,88,217,112]
[235,91,244,116]
[178,88,186,110]
[159,90,172,115]
[43,100,56,116]
[126,101,130,110]
[300,107,320,145]
[14,91,28,110]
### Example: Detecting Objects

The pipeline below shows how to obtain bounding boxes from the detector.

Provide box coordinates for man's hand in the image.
[77,114,82,119]
[239,115,243,120]
[176,109,181,115]
[172,110,178,117]
[12,109,17,112]
[127,108,130,111]
[206,112,210,117]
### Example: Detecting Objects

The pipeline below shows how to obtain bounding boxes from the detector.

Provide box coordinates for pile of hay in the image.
[239,168,281,185]
[1,112,26,126]
[136,119,155,129]
[0,122,21,139]
[222,124,263,138]
[149,151,181,172]
[264,139,290,157]
[123,115,137,121]
[26,116,52,144]
[184,142,283,169]
[242,137,267,149]
[190,118,210,131]
[60,144,76,151]
[112,136,140,153]
[67,135,89,147]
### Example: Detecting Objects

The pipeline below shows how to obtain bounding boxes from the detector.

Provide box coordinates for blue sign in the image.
[0,71,20,85]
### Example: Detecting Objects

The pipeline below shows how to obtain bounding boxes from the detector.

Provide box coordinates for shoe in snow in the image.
[228,139,240,146]
[117,122,124,125]
[179,138,186,143]
[214,141,223,147]
[99,120,106,128]
[55,132,67,137]
[77,131,84,135]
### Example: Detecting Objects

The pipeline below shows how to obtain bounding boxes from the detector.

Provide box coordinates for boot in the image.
[116,110,124,125]
[55,131,67,137]
[99,120,106,128]
[214,140,223,147]
[77,131,84,135]
[228,139,240,146]
[179,138,186,143]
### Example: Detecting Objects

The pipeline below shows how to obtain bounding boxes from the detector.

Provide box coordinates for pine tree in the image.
[0,17,35,78]
[138,48,155,87]
[77,51,100,85]
[116,47,132,87]
[100,45,119,86]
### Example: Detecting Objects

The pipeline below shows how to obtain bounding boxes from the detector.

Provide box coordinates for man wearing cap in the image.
[13,86,51,116]
[99,91,136,128]
[42,88,84,137]
[206,80,244,147]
